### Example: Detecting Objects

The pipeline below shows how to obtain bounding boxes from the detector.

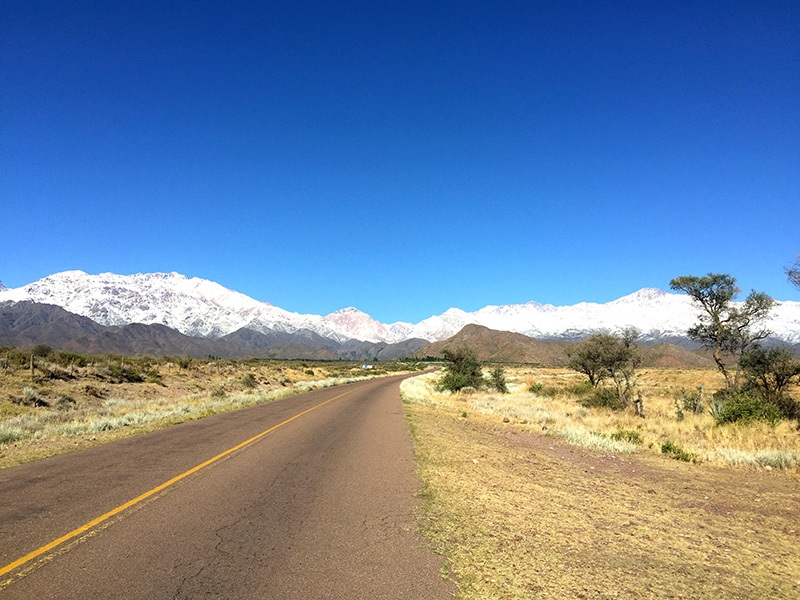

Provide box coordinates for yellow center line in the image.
[0,386,361,582]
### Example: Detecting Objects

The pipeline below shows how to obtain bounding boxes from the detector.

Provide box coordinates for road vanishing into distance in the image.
[0,375,455,599]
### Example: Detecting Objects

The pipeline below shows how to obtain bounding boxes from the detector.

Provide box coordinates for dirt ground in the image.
[407,404,800,600]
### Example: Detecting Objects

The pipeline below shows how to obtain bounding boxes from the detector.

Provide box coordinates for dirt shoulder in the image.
[406,403,800,599]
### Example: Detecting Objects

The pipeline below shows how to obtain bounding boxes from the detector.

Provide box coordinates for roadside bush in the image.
[579,387,625,410]
[489,368,508,394]
[0,427,23,446]
[437,348,485,392]
[241,373,258,389]
[661,440,696,462]
[714,389,782,426]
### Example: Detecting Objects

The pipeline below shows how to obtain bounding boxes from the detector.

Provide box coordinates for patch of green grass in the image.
[661,440,697,463]
[610,428,644,445]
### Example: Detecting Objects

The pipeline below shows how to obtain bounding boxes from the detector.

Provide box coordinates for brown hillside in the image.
[414,324,570,366]
[415,325,719,369]
[639,342,717,368]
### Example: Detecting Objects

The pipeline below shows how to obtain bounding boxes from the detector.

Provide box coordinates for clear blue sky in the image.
[2,1,798,323]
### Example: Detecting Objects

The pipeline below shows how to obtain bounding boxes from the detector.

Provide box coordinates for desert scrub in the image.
[405,379,800,600]
[0,373,382,451]
[401,367,800,470]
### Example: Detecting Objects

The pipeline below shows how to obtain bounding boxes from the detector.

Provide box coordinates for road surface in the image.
[0,375,455,599]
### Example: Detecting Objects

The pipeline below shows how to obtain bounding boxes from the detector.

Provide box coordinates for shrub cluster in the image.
[437,348,485,392]
[713,389,783,426]
[579,387,626,410]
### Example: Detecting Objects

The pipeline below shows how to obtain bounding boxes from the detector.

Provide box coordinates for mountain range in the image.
[1,270,799,359]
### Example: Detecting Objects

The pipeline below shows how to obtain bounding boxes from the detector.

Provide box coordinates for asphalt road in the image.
[0,375,455,599]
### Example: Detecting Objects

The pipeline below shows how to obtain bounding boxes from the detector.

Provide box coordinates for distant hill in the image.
[414,324,572,366]
[415,324,719,369]
[639,341,716,368]
[0,301,758,367]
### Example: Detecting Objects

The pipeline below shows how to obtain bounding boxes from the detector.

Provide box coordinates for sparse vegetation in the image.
[566,329,641,407]
[0,350,421,467]
[402,368,800,599]
[402,366,800,469]
[488,367,508,393]
[660,439,696,462]
[436,348,485,392]
[739,345,800,420]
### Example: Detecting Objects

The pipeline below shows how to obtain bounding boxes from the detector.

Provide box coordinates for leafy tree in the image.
[489,367,508,394]
[567,329,641,407]
[566,334,613,388]
[740,346,800,419]
[787,254,800,290]
[31,344,54,358]
[606,328,642,407]
[669,273,775,388]
[437,348,485,392]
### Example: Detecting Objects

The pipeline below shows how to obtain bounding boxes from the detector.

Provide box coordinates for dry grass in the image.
[404,368,800,469]
[0,356,417,468]
[402,369,800,599]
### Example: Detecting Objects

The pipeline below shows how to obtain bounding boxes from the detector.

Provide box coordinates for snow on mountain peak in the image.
[2,271,798,345]
[323,307,398,343]
[611,287,673,304]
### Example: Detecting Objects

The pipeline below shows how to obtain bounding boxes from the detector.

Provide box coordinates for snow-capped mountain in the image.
[1,271,799,345]
[0,271,400,343]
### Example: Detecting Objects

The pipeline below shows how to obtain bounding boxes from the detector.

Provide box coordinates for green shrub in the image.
[436,348,485,392]
[566,380,594,397]
[661,440,696,463]
[611,428,644,445]
[674,387,703,414]
[489,368,508,394]
[54,351,88,368]
[714,390,783,426]
[579,387,625,410]
[529,382,559,397]
[31,344,54,358]
[241,373,258,389]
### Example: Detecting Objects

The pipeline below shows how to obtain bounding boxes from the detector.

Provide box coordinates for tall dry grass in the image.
[401,367,800,469]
